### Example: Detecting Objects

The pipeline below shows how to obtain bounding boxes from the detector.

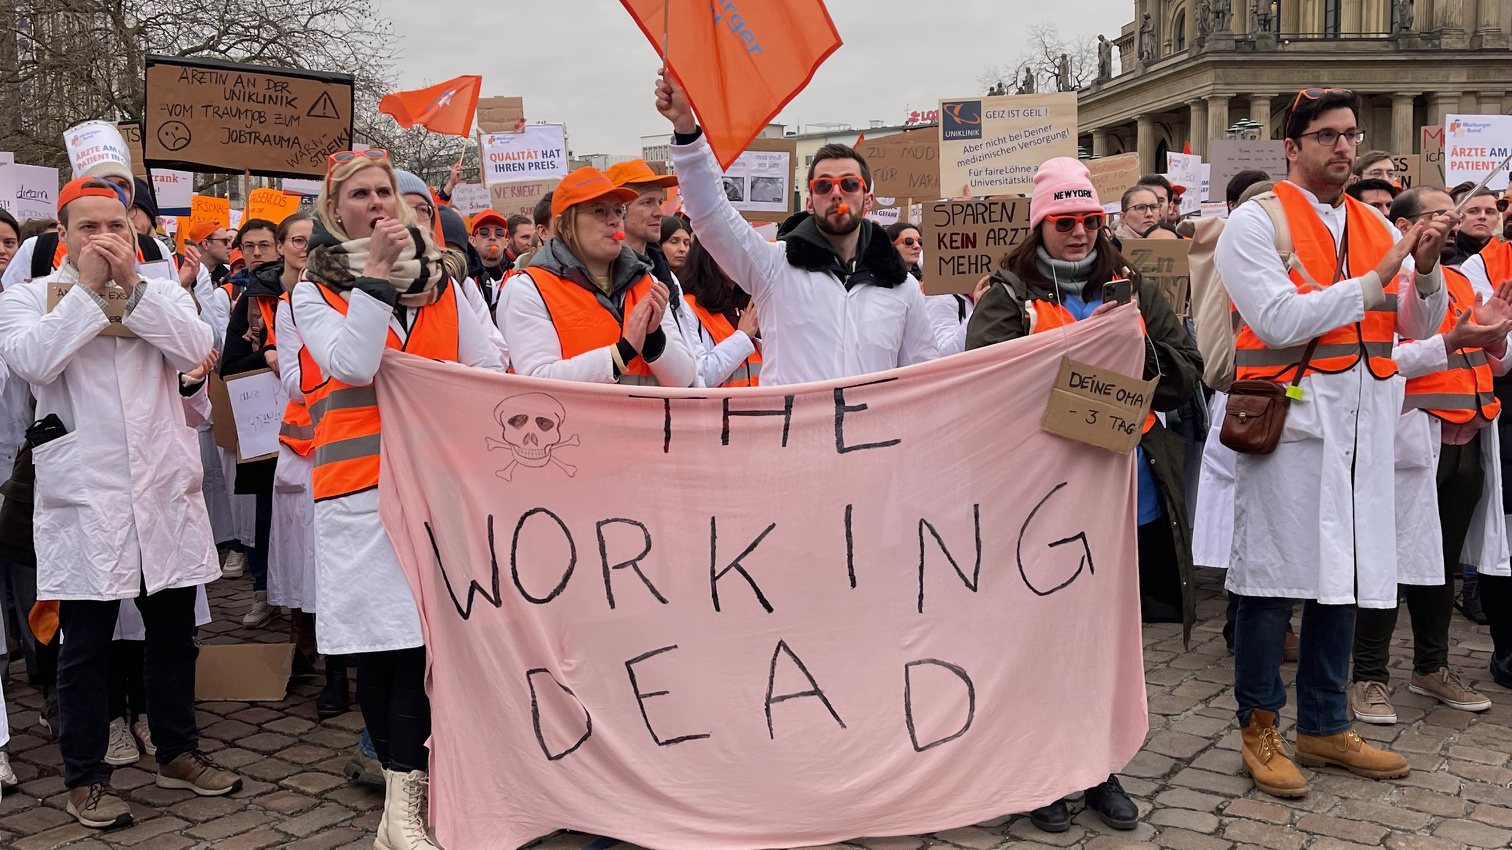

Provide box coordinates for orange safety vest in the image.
[254,292,317,456]
[1026,299,1155,434]
[1403,267,1502,424]
[683,295,762,387]
[525,267,659,386]
[1233,181,1399,383]
[1478,237,1512,288]
[299,282,460,500]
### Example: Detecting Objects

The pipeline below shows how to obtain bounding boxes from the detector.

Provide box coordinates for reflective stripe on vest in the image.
[261,291,316,456]
[527,268,660,386]
[683,294,763,387]
[300,282,460,500]
[1232,181,1399,383]
[1402,267,1502,423]
[1026,300,1155,434]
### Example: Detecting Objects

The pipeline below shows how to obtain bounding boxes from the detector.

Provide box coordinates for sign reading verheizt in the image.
[481,124,568,185]
[937,92,1077,195]
[1445,114,1512,192]
[143,55,355,179]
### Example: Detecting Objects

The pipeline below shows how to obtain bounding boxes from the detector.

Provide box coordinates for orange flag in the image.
[621,0,842,169]
[379,75,482,137]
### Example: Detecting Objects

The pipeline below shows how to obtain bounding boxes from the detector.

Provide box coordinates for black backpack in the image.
[29,231,164,280]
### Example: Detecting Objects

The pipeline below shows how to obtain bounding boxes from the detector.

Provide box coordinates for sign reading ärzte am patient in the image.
[937,92,1077,195]
[481,124,568,185]
[375,310,1149,850]
[143,54,354,179]
[1444,114,1512,192]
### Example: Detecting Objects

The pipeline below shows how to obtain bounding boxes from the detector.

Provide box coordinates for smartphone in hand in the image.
[1102,278,1133,305]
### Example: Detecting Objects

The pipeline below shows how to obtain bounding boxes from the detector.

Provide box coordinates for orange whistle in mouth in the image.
[612,231,626,241]
[836,203,850,216]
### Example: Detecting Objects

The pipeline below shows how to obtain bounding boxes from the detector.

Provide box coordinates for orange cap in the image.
[58,177,125,211]
[229,249,245,270]
[604,159,678,191]
[188,220,224,243]
[552,167,639,217]
[470,210,509,233]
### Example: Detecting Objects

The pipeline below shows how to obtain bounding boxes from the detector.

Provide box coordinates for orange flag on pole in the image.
[379,75,483,137]
[620,0,842,169]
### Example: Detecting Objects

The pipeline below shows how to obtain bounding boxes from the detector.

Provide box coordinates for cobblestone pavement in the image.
[3,570,1511,850]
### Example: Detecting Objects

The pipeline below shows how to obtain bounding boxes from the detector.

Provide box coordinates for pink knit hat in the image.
[1029,157,1102,229]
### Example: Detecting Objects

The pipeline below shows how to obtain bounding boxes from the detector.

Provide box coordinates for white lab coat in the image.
[670,133,939,385]
[686,307,758,388]
[1215,182,1447,607]
[1192,391,1236,569]
[926,293,974,357]
[499,265,698,387]
[0,269,217,600]
[268,299,318,609]
[293,280,505,654]
[459,277,511,365]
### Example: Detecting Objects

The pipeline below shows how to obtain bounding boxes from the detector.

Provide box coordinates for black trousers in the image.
[1355,434,1483,682]
[357,646,431,773]
[57,584,199,787]
[1481,572,1512,655]
[107,640,146,722]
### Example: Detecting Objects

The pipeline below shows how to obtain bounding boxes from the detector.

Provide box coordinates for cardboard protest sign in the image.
[1421,126,1446,188]
[1121,238,1192,316]
[282,177,323,196]
[920,199,1031,294]
[855,128,940,200]
[1444,115,1512,192]
[937,92,1077,195]
[14,164,59,220]
[118,122,149,179]
[143,54,355,178]
[375,308,1149,850]
[489,179,557,218]
[723,138,797,223]
[226,368,288,462]
[1042,350,1158,455]
[246,188,301,224]
[1086,153,1140,206]
[1208,140,1287,197]
[190,195,231,232]
[152,169,194,216]
[64,121,133,180]
[207,375,238,452]
[450,182,492,216]
[476,96,526,134]
[481,124,568,185]
[46,283,135,338]
[1394,154,1422,189]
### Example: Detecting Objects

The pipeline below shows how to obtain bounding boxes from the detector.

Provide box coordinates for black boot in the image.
[1458,576,1490,625]
[316,656,349,719]
[1492,651,1512,690]
[1027,799,1070,833]
[1084,774,1139,830]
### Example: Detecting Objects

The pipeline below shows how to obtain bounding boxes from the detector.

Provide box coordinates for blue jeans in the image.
[1234,595,1355,737]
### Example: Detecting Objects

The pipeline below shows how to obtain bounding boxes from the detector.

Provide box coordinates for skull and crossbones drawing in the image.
[485,393,579,481]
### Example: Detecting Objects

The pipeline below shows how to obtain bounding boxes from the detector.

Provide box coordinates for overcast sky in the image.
[379,0,1133,155]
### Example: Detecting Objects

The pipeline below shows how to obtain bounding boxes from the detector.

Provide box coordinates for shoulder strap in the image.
[137,233,164,262]
[1252,192,1293,263]
[30,233,58,279]
[1289,218,1350,388]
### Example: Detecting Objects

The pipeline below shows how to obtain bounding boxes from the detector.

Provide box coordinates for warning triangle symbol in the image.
[308,90,342,120]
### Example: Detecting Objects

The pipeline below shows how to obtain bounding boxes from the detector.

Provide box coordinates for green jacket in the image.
[966,268,1204,642]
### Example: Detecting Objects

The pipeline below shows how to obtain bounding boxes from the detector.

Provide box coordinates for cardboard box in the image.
[196,643,294,702]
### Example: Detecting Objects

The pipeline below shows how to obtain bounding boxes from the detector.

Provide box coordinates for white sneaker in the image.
[0,752,18,790]
[243,590,273,628]
[104,717,140,766]
[222,550,246,578]
[133,718,157,757]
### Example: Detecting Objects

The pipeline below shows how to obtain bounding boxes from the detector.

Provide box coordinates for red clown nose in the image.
[835,203,851,216]
[612,230,626,241]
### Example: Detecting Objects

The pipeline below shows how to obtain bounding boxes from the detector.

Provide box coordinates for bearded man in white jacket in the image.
[0,178,242,830]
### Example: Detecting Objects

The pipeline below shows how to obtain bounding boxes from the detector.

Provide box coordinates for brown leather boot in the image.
[1295,728,1409,779]
[1241,710,1307,798]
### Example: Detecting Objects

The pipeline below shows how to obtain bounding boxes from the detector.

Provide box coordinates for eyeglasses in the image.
[240,240,275,253]
[1499,199,1510,213]
[1405,209,1451,221]
[203,236,233,246]
[325,149,390,189]
[283,236,309,249]
[585,204,627,223]
[894,236,922,247]
[1047,212,1105,233]
[1288,87,1351,117]
[1125,203,1161,216]
[810,175,866,196]
[1297,128,1365,147]
[408,202,434,221]
[473,227,508,238]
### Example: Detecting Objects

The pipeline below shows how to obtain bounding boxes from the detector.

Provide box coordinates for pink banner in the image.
[376,308,1150,850]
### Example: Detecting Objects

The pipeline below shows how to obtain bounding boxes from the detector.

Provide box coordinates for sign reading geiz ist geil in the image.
[374,310,1151,850]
